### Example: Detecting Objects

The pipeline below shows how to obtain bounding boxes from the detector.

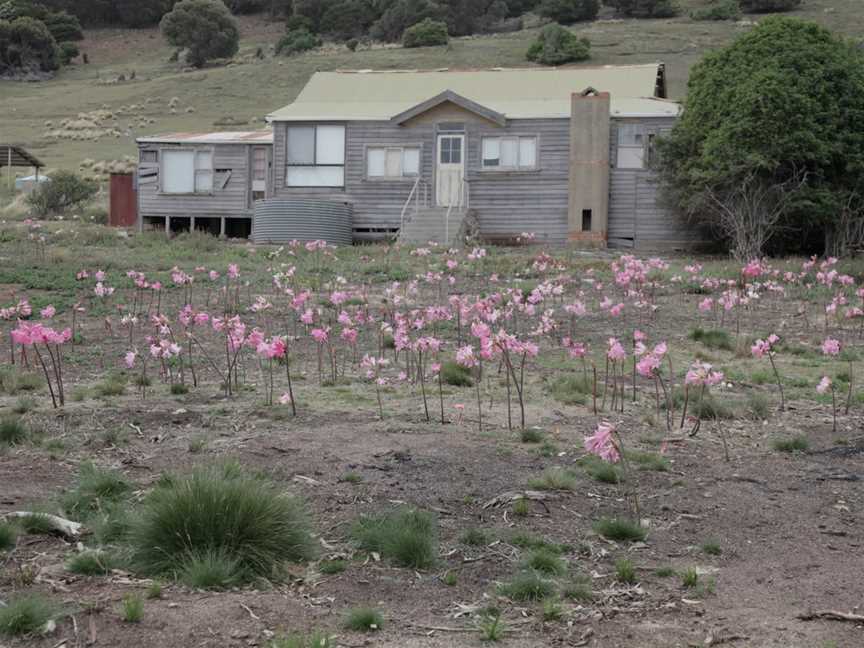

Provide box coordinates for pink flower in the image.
[609,303,624,317]
[311,328,329,344]
[633,329,646,342]
[40,305,56,319]
[816,376,832,395]
[606,338,626,362]
[821,338,841,356]
[209,270,220,281]
[300,309,314,325]
[751,340,770,358]
[94,270,106,282]
[124,351,137,369]
[341,328,358,344]
[698,297,714,312]
[227,264,239,279]
[279,392,293,405]
[584,421,620,463]
[456,345,477,368]
[636,353,661,377]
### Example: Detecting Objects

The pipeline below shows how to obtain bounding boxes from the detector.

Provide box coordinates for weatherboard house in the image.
[137,63,694,249]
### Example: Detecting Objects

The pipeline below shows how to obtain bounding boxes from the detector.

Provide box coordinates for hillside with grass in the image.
[0,0,861,174]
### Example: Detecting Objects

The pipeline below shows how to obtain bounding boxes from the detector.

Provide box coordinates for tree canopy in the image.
[658,17,864,255]
[160,0,239,67]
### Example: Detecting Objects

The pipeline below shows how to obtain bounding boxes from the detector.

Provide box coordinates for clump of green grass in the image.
[0,417,28,446]
[701,541,722,556]
[593,518,647,542]
[512,497,530,517]
[12,396,36,414]
[579,454,622,483]
[439,361,473,387]
[746,392,770,420]
[62,462,132,519]
[129,464,316,584]
[477,609,504,641]
[318,559,347,575]
[655,566,676,578]
[615,558,637,584]
[90,504,132,545]
[541,597,564,621]
[750,369,772,385]
[0,371,43,395]
[528,466,578,491]
[669,388,735,420]
[187,437,207,454]
[548,375,590,405]
[536,439,558,457]
[442,570,458,586]
[681,567,699,588]
[562,575,594,602]
[170,383,189,395]
[522,548,567,576]
[339,472,362,484]
[120,593,143,623]
[351,507,437,569]
[460,527,491,546]
[271,632,332,648]
[498,571,555,601]
[344,607,383,632]
[145,580,164,599]
[67,551,114,575]
[93,375,127,397]
[624,449,670,472]
[520,428,544,443]
[0,521,18,550]
[0,594,58,636]
[18,513,58,535]
[508,531,563,554]
[178,549,242,589]
[689,327,733,351]
[772,435,810,453]
[101,428,128,447]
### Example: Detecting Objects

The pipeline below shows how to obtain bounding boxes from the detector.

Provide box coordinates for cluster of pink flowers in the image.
[751,334,779,359]
[684,361,724,387]
[584,421,620,463]
[1,299,31,320]
[11,321,71,346]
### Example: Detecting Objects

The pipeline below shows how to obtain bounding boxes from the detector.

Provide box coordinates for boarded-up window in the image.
[481,136,537,170]
[140,150,157,164]
[616,124,645,169]
[286,124,345,187]
[252,147,267,182]
[366,146,421,178]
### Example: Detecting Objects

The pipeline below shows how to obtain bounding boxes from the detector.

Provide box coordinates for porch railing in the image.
[400,176,429,230]
[445,176,468,245]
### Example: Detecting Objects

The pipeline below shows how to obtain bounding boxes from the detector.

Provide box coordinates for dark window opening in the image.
[582,209,592,232]
[225,218,252,239]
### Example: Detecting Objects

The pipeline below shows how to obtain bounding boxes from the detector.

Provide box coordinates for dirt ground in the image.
[1,247,863,648]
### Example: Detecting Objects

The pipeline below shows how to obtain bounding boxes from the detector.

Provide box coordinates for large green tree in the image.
[658,17,864,257]
[160,0,239,67]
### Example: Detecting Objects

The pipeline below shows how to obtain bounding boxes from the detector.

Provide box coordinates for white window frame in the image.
[481,135,538,171]
[616,123,646,170]
[285,124,345,188]
[365,144,422,180]
[159,147,213,195]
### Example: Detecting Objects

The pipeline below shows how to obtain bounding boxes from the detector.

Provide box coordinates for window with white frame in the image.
[616,124,646,169]
[161,149,213,194]
[366,146,420,179]
[481,136,537,170]
[286,124,345,187]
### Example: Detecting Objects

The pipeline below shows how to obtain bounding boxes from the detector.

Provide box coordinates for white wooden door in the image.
[436,134,464,207]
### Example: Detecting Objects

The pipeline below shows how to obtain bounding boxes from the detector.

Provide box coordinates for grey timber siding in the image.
[271,113,690,247]
[137,143,254,221]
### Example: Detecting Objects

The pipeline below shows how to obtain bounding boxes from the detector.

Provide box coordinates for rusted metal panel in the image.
[109,173,137,227]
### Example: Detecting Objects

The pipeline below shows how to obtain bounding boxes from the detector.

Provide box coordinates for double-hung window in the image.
[366,146,420,179]
[616,124,646,169]
[161,149,213,194]
[481,136,537,170]
[286,124,345,187]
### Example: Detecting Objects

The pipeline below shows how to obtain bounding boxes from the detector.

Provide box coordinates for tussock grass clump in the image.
[498,571,554,601]
[528,466,578,491]
[512,497,530,517]
[746,392,770,420]
[615,558,637,583]
[93,374,127,397]
[681,567,699,588]
[548,375,590,405]
[522,548,567,576]
[170,383,190,395]
[179,549,242,589]
[130,463,316,584]
[120,593,143,623]
[439,361,473,387]
[0,370,43,395]
[593,517,647,542]
[689,327,733,351]
[624,449,670,472]
[655,566,676,577]
[0,417,28,446]
[0,594,58,637]
[12,396,36,414]
[477,610,505,641]
[0,521,18,550]
[62,462,132,519]
[271,632,333,648]
[701,540,722,556]
[18,513,57,535]
[318,559,347,575]
[579,454,622,483]
[344,607,383,632]
[351,507,437,569]
[508,531,563,554]
[562,575,593,602]
[772,435,809,453]
[67,550,114,575]
[460,527,492,546]
[520,428,544,443]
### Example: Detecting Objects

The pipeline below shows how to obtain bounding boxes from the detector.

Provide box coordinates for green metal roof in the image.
[267,65,679,122]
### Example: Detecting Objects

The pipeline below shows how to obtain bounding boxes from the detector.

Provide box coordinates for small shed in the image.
[0,144,44,191]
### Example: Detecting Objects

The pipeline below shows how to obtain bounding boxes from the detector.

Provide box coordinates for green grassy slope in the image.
[0,1,860,172]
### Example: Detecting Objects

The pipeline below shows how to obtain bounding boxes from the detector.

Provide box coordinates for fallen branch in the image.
[482,490,559,509]
[797,610,864,623]
[4,512,83,538]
